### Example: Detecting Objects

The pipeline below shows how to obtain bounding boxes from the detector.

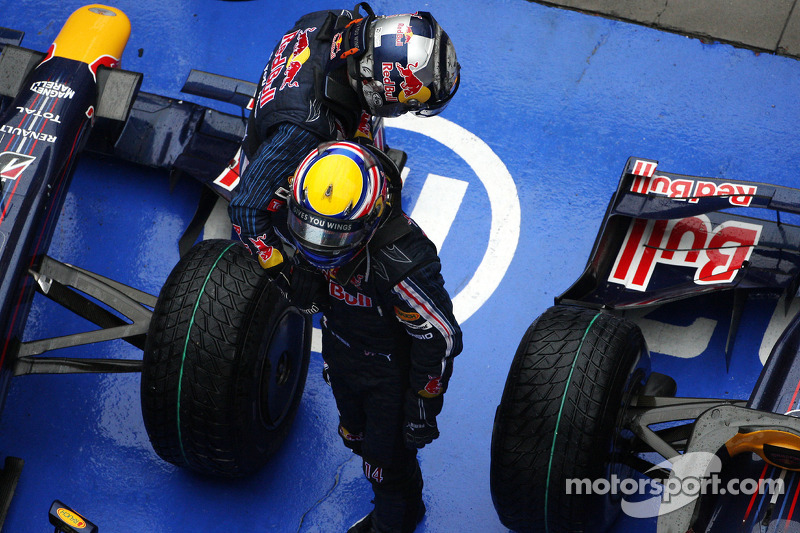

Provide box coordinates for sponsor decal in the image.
[0,125,56,143]
[396,23,413,45]
[394,306,420,322]
[630,173,757,207]
[408,330,434,340]
[266,198,284,212]
[418,375,443,398]
[259,30,299,107]
[86,106,94,119]
[610,215,762,291]
[354,111,373,140]
[0,152,36,182]
[258,26,317,107]
[330,31,343,60]
[88,54,119,77]
[41,43,55,64]
[349,273,364,289]
[281,27,316,91]
[339,425,364,442]
[247,234,276,265]
[631,159,657,177]
[364,350,392,360]
[327,268,363,288]
[213,148,242,191]
[30,81,74,99]
[329,280,372,307]
[291,202,358,232]
[56,508,86,529]
[381,62,398,102]
[396,62,430,104]
[404,320,433,331]
[15,107,62,123]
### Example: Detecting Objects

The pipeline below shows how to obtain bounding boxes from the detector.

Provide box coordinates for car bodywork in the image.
[556,157,800,531]
[0,5,253,420]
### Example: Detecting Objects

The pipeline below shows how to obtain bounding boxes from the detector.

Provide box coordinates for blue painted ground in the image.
[1,0,800,531]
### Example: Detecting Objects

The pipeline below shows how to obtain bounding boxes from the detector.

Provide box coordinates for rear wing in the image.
[557,157,800,309]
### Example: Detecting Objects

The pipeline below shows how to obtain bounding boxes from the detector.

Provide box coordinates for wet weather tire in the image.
[490,305,647,533]
[141,239,311,477]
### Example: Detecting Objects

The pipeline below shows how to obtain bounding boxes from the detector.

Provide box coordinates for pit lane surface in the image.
[1,0,799,531]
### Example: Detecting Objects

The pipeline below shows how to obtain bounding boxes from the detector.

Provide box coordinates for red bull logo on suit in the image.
[258,26,317,107]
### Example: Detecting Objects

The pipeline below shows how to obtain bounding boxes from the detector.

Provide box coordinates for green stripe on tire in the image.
[544,312,601,533]
[176,242,238,464]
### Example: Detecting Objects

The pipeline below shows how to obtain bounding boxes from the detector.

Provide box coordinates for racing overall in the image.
[229,8,368,256]
[321,213,462,532]
[228,8,463,531]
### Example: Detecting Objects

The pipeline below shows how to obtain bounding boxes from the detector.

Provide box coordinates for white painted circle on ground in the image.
[386,115,520,324]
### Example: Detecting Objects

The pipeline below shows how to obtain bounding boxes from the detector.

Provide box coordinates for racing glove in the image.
[403,390,440,449]
[276,255,325,315]
[260,248,285,278]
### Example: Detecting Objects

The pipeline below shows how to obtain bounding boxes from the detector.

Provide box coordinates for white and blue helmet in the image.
[344,7,461,117]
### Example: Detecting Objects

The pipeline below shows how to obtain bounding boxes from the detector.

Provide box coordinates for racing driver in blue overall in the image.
[226,4,462,533]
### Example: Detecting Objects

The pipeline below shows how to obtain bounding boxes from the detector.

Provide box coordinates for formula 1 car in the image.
[490,157,800,532]
[0,1,316,507]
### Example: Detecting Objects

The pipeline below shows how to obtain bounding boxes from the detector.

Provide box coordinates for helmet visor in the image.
[413,22,460,117]
[288,201,371,257]
[412,71,459,116]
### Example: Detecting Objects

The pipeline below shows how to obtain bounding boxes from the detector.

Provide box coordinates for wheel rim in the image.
[259,308,307,429]
[606,366,648,500]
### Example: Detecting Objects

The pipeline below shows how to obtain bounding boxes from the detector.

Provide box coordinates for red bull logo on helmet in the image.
[396,23,413,45]
[396,62,431,104]
[382,62,398,102]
